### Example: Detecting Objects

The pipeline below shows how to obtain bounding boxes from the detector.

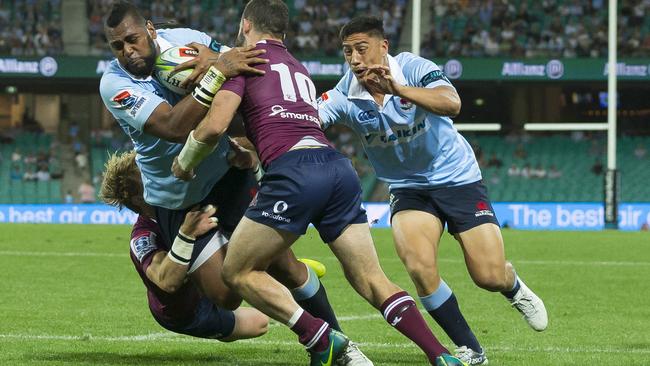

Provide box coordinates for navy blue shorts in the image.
[245,148,367,243]
[154,167,258,267]
[389,181,499,235]
[152,297,236,339]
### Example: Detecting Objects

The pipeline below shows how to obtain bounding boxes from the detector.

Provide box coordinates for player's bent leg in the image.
[222,217,300,322]
[394,211,485,362]
[455,223,513,292]
[456,223,547,331]
[329,223,399,305]
[330,223,453,364]
[220,307,269,342]
[391,210,444,296]
[223,217,351,365]
[189,237,242,311]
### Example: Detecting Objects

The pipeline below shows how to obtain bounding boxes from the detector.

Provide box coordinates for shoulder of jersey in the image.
[395,51,421,64]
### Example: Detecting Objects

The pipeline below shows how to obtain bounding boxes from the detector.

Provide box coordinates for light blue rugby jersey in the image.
[99,28,231,210]
[318,52,481,190]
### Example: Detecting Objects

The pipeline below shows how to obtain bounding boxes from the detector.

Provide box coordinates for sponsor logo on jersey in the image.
[357,110,378,122]
[261,210,292,223]
[317,92,331,106]
[111,90,148,118]
[364,120,429,146]
[475,201,494,217]
[419,70,450,87]
[273,201,288,214]
[269,105,320,124]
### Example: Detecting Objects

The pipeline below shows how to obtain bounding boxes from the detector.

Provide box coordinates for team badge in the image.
[475,201,494,217]
[398,98,413,111]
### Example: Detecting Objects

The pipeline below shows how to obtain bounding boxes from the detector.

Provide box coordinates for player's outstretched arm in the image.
[174,43,268,88]
[366,65,461,117]
[146,205,218,293]
[172,90,242,181]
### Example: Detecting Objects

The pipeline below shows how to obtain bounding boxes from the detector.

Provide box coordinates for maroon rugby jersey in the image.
[220,39,331,167]
[129,215,200,325]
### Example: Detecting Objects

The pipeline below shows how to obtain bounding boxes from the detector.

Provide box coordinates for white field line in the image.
[1,251,649,267]
[0,251,124,258]
[0,333,648,355]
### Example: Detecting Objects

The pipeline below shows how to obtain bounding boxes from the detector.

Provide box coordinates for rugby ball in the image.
[154,46,198,95]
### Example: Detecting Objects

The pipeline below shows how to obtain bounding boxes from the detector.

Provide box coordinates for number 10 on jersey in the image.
[270,63,318,109]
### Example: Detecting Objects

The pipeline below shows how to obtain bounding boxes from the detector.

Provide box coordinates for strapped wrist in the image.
[177,130,218,172]
[168,230,195,265]
[192,66,227,107]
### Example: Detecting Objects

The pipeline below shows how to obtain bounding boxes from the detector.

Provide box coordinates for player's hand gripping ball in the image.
[154,46,198,95]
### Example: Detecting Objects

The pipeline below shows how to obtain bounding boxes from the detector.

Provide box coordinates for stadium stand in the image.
[0,131,63,203]
[473,134,650,203]
[3,0,648,58]
[421,0,650,59]
[0,0,64,56]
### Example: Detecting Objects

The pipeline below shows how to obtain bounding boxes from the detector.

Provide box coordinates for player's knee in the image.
[221,261,240,290]
[400,255,438,285]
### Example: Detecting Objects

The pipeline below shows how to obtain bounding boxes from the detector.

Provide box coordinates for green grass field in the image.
[1,224,649,365]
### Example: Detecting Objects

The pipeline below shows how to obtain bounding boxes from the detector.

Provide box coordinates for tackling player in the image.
[318,16,549,365]
[98,2,357,358]
[172,1,466,365]
[100,150,268,341]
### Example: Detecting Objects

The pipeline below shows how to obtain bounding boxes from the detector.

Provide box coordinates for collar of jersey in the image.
[256,39,286,49]
[114,35,173,82]
[347,54,407,108]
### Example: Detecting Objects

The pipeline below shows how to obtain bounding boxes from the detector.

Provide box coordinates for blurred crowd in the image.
[5,0,650,59]
[87,0,406,57]
[0,0,63,56]
[421,0,650,59]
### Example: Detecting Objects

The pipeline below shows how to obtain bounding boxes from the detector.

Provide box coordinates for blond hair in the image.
[99,150,141,211]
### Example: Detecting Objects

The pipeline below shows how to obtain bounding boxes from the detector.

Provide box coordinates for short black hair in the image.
[242,0,289,38]
[339,16,385,41]
[105,0,146,28]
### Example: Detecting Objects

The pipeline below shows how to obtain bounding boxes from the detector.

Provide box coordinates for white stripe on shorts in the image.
[188,231,229,274]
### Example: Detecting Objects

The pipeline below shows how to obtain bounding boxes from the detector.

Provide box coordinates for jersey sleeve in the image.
[317,88,350,129]
[163,28,212,48]
[99,73,167,132]
[187,29,212,47]
[130,231,161,271]
[220,75,246,97]
[403,54,455,90]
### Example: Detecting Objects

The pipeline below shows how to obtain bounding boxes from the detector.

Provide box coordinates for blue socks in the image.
[501,275,521,300]
[421,280,482,353]
[291,265,341,332]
